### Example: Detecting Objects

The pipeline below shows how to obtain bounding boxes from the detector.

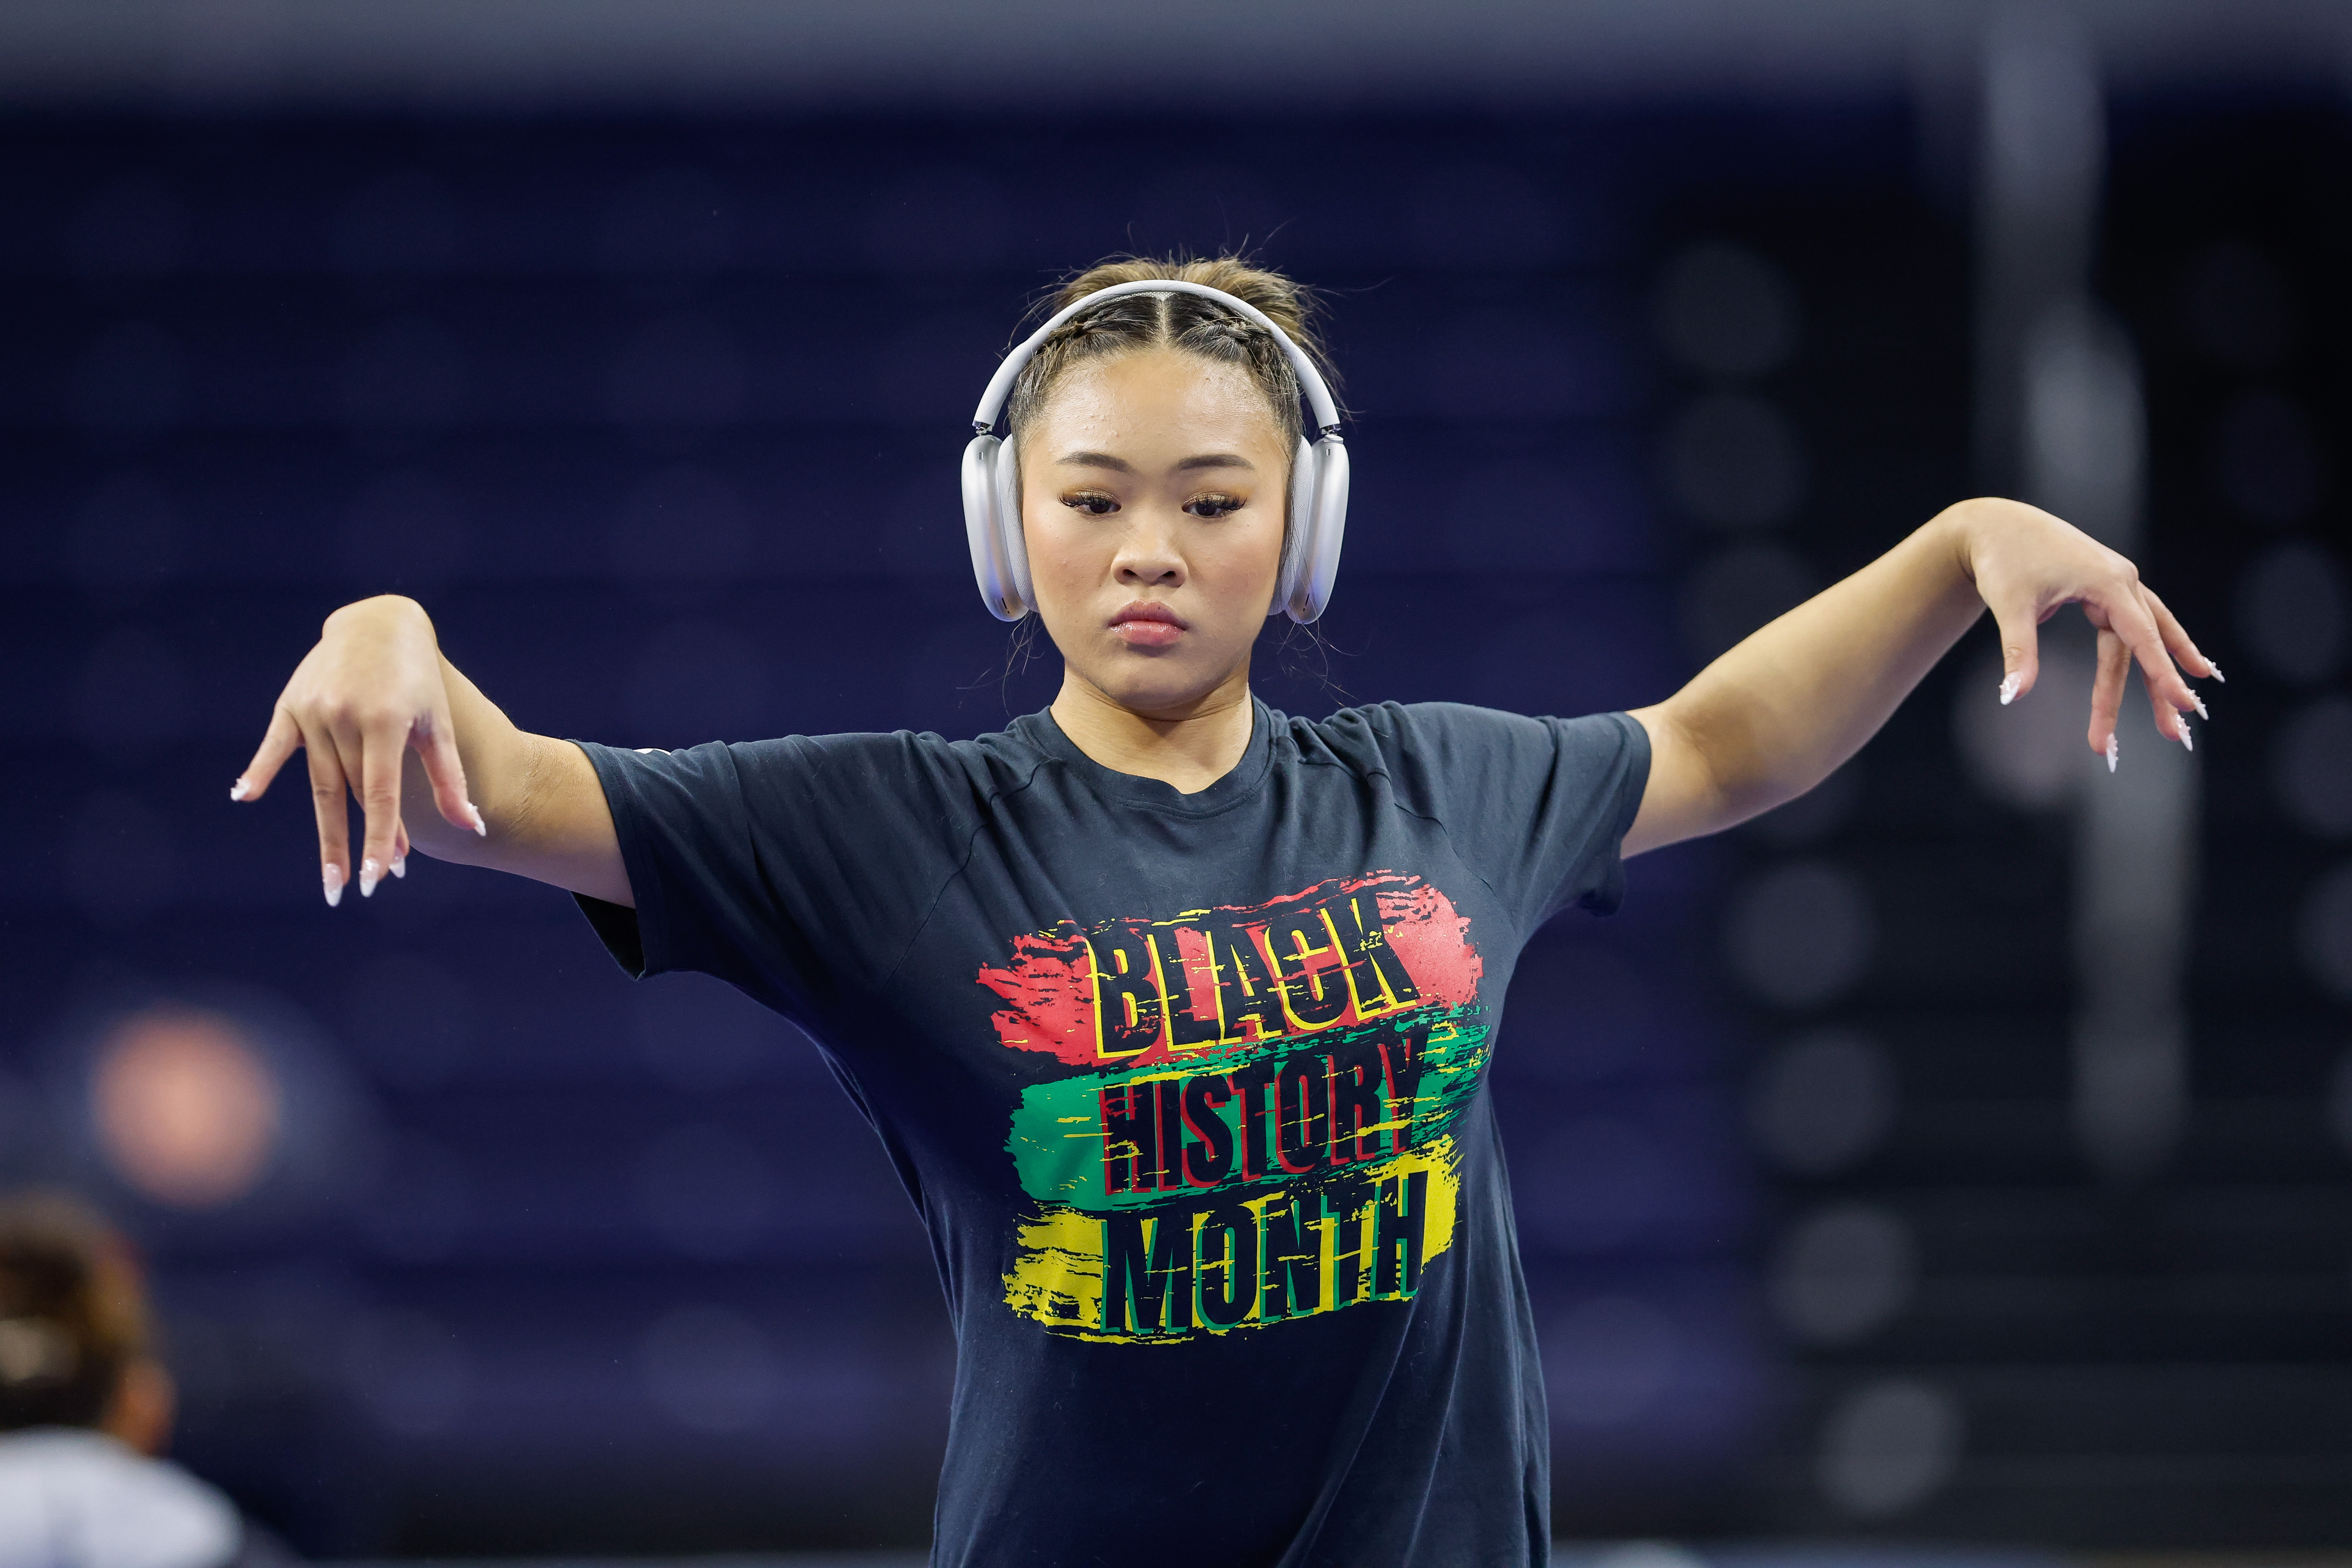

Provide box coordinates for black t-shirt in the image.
[575,698,1651,1568]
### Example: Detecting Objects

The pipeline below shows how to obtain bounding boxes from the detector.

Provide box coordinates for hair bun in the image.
[0,1194,147,1432]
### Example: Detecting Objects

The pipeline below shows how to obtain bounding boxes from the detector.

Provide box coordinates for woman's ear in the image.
[103,1357,175,1455]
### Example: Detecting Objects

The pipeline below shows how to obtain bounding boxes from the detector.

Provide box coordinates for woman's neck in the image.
[1049,668,1255,795]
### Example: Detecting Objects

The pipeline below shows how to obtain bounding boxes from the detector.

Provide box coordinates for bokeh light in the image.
[1548,1296,1681,1429]
[1723,861,1875,1010]
[2210,390,2323,526]
[90,1008,283,1210]
[343,1307,471,1436]
[638,1304,780,1434]
[1653,243,1800,380]
[2271,695,2352,838]
[1662,393,1807,531]
[2232,539,2345,685]
[1769,1203,1918,1346]
[1816,1378,1963,1519]
[1749,1029,1896,1176]
[2299,862,2352,1000]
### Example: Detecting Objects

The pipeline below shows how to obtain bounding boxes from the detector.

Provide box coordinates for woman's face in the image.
[1019,347,1290,717]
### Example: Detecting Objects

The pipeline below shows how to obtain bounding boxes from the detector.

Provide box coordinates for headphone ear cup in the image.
[1277,436,1316,619]
[962,434,1026,622]
[993,437,1032,615]
[1296,438,1349,624]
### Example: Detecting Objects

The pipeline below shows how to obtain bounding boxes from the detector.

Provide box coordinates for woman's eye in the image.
[1185,494,1244,519]
[1062,492,1119,516]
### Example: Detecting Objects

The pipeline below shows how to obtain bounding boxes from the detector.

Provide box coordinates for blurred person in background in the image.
[230,255,2215,1565]
[0,1194,290,1568]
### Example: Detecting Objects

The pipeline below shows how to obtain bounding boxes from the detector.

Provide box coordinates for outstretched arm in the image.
[1623,497,2217,857]
[233,595,632,907]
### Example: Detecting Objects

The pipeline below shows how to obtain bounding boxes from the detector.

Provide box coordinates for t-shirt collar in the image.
[1015,695,1278,814]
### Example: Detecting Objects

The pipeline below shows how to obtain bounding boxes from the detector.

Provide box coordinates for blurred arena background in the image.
[1,0,2350,1557]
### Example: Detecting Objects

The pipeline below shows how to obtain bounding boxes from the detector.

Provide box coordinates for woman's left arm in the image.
[1622,496,2218,856]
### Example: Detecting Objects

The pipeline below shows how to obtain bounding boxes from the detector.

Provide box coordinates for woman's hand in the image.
[1628,494,2219,857]
[232,595,482,906]
[1956,497,2219,764]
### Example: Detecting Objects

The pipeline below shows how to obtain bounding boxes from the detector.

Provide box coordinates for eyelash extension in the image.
[1185,494,1245,518]
[1062,492,1118,515]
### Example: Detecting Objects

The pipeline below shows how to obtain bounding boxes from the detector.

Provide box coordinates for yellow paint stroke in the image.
[1000,1135,1463,1343]
[1383,1136,1460,1267]
[1002,1207,1105,1330]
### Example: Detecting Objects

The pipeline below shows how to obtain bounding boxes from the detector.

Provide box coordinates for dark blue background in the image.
[6,90,2345,1556]
[1,108,1875,1551]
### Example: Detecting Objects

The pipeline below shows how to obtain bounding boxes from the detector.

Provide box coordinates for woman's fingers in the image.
[1984,586,2043,708]
[2110,583,2199,744]
[303,719,354,907]
[1971,508,2214,771]
[2081,577,2205,751]
[2089,626,2130,766]
[355,714,408,898]
[414,706,485,837]
[2140,585,2219,695]
[240,600,461,904]
[2139,585,2201,747]
[247,694,455,904]
[234,706,303,802]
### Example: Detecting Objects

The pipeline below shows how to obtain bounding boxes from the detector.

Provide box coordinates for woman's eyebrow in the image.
[1054,452,1256,473]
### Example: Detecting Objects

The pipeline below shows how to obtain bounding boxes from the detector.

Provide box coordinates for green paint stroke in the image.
[1004,1004,1490,1209]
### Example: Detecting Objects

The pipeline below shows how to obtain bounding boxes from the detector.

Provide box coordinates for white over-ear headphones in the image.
[961,279,1350,625]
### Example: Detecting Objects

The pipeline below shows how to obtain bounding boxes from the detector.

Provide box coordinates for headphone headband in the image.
[969,278,1342,437]
[960,275,1350,626]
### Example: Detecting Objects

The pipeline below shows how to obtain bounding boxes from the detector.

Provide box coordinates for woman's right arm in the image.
[234,595,632,908]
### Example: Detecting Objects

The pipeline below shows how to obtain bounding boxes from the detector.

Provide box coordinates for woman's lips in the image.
[1110,603,1186,649]
[1112,620,1184,648]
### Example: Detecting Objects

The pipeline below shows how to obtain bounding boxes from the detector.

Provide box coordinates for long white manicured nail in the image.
[2105,734,2119,773]
[466,802,487,837]
[359,858,381,898]
[323,864,345,908]
[2190,692,2209,720]
[229,778,251,802]
[2207,661,2225,683]
[390,855,407,880]
[1998,672,2022,706]
[2179,721,2194,753]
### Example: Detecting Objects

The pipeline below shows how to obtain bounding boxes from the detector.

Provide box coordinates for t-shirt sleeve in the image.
[1379,703,1653,932]
[570,734,979,1022]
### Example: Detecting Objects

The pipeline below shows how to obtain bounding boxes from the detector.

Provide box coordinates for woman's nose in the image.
[1114,523,1184,584]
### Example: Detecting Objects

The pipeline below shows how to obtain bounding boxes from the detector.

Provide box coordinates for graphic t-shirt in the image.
[574,698,1651,1568]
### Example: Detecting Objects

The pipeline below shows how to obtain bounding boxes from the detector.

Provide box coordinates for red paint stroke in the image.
[976,872,1483,1067]
[1168,924,1220,1021]
[1375,882,1483,1006]
[975,929,1095,1061]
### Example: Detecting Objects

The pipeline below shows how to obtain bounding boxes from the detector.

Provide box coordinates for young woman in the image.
[234,257,2213,1566]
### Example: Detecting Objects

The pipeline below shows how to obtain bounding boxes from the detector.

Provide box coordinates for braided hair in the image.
[1003,254,1334,468]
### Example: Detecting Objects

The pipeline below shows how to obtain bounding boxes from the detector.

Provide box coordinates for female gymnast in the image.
[232,256,2214,1566]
